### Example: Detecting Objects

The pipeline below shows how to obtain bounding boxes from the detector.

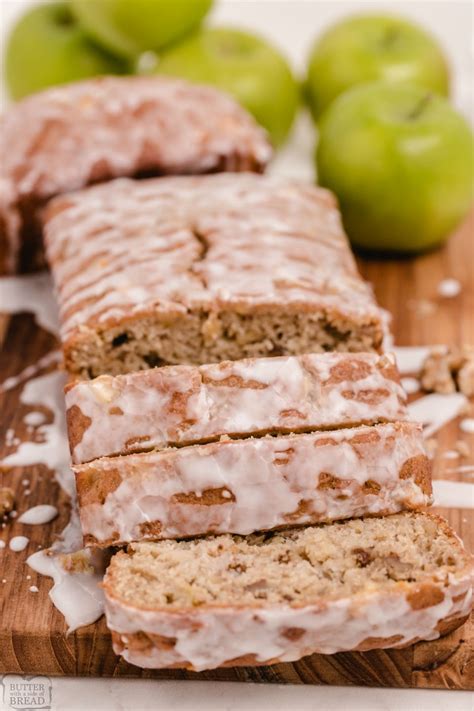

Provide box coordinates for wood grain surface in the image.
[0,213,473,688]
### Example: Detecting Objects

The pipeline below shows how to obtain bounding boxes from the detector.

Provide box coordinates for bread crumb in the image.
[59,550,94,574]
[0,488,15,518]
[407,299,437,317]
[437,278,461,298]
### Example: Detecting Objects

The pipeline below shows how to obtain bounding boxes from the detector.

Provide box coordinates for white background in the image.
[0,1,473,709]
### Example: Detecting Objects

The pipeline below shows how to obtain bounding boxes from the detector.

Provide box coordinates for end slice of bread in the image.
[103,512,473,670]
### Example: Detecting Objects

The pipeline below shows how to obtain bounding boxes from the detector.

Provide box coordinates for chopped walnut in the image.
[458,358,474,397]
[420,345,474,397]
[0,488,15,517]
[59,550,94,574]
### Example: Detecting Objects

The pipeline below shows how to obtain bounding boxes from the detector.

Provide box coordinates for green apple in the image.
[150,27,299,146]
[316,82,473,253]
[306,14,450,120]
[4,3,127,100]
[71,0,213,58]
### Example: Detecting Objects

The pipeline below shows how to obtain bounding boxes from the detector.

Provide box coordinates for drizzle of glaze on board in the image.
[18,505,58,525]
[407,392,468,439]
[1,370,74,496]
[0,350,62,394]
[1,358,106,631]
[433,480,474,509]
[0,273,59,336]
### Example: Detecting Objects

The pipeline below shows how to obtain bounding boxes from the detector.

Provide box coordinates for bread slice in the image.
[65,351,407,464]
[43,174,385,378]
[74,422,431,547]
[0,75,271,274]
[103,512,474,670]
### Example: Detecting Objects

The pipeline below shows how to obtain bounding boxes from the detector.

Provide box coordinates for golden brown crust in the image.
[399,455,432,496]
[110,614,471,669]
[65,404,92,453]
[76,466,123,507]
[407,584,445,611]
[170,488,236,506]
[341,388,391,405]
[327,358,372,384]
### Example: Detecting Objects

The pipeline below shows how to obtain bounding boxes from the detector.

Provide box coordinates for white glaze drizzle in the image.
[0,273,60,336]
[408,393,468,439]
[401,377,420,395]
[67,351,407,464]
[2,76,271,203]
[23,411,48,426]
[0,363,106,630]
[0,350,62,394]
[460,418,474,434]
[433,480,474,509]
[44,174,382,344]
[392,346,432,375]
[443,450,460,459]
[26,510,107,633]
[18,505,58,525]
[105,571,473,671]
[447,465,474,474]
[27,548,106,633]
[0,370,73,496]
[9,536,29,552]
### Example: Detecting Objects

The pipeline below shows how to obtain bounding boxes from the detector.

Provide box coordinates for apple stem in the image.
[405,92,432,121]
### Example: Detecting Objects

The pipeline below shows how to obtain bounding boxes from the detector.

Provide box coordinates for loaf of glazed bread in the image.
[43,173,386,378]
[104,512,474,670]
[0,75,271,273]
[65,351,407,464]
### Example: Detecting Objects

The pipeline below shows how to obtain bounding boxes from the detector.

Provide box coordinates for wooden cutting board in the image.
[0,213,473,688]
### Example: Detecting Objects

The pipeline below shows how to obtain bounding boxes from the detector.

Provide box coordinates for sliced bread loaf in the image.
[103,512,474,670]
[75,422,431,547]
[65,351,406,464]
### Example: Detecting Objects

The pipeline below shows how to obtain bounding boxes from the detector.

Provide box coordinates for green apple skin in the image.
[151,27,299,146]
[5,3,127,100]
[71,0,213,58]
[316,82,473,254]
[306,14,450,120]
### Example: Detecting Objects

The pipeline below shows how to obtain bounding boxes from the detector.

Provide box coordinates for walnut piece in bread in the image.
[420,345,474,396]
